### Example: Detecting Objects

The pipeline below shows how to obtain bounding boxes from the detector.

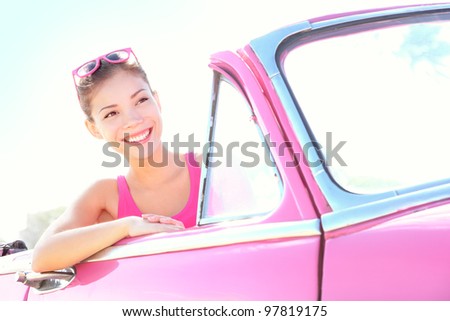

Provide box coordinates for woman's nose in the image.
[123,109,144,129]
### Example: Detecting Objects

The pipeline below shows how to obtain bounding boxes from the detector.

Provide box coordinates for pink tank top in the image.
[116,153,200,228]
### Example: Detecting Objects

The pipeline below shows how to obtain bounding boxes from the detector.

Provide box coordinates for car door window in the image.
[283,18,450,194]
[200,74,282,224]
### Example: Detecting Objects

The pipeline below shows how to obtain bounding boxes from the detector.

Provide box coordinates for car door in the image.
[269,4,450,300]
[26,50,322,300]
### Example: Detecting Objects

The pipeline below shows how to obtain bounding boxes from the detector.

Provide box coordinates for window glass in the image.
[201,76,282,222]
[284,19,450,194]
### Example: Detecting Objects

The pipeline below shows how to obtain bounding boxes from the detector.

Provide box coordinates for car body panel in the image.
[28,235,321,301]
[0,273,29,300]
[322,201,450,300]
[0,251,31,300]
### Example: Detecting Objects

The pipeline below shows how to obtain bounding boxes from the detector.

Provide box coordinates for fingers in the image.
[142,214,161,223]
[141,214,185,228]
[129,222,179,238]
[126,217,185,238]
[151,222,184,232]
[160,216,185,228]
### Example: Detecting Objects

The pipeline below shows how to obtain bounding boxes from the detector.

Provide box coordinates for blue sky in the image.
[0,0,428,240]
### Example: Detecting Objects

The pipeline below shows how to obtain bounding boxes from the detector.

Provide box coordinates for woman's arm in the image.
[32,180,182,272]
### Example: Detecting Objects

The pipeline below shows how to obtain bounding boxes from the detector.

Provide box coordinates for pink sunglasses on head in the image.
[72,47,139,86]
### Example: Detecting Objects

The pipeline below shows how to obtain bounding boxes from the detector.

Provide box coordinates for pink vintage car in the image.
[1,3,450,300]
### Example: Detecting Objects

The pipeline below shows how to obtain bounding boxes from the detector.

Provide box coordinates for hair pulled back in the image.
[75,61,151,121]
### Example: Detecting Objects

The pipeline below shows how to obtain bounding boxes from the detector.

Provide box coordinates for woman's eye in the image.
[104,111,117,119]
[137,97,149,105]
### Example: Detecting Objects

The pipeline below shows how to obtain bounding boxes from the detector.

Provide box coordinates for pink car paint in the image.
[322,202,450,300]
[28,235,321,300]
[237,45,332,216]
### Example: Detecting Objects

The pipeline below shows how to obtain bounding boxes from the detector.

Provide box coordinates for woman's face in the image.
[86,69,163,161]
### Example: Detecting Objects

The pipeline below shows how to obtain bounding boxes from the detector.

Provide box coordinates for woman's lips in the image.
[123,128,152,144]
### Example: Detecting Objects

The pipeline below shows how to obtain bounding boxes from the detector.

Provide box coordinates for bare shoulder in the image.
[77,178,119,217]
[86,178,118,195]
[43,179,119,235]
[75,178,117,204]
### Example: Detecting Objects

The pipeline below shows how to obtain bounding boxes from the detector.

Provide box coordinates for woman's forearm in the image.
[32,218,131,272]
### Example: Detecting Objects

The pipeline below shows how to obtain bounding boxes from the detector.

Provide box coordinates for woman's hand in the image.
[142,214,185,228]
[126,215,184,237]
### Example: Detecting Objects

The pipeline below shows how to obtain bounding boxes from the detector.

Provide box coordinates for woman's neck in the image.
[126,145,185,187]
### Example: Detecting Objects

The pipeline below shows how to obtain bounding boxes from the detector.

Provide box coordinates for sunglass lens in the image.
[105,50,129,62]
[77,61,97,77]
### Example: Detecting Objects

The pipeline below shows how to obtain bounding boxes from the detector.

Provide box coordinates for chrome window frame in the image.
[249,4,450,212]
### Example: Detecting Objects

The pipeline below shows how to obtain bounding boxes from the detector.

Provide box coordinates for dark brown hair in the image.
[75,61,151,121]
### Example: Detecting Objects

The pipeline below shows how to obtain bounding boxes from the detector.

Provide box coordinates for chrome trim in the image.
[311,4,450,30]
[270,70,395,212]
[249,21,312,78]
[16,267,76,295]
[249,4,450,212]
[322,183,450,233]
[85,219,321,263]
[199,212,267,226]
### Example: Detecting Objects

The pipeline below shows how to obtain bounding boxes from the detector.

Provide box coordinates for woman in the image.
[32,48,200,272]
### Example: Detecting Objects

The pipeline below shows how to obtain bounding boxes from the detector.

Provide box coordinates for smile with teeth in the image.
[124,129,152,143]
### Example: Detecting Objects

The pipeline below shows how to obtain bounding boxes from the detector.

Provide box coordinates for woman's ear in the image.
[152,90,161,112]
[85,119,103,139]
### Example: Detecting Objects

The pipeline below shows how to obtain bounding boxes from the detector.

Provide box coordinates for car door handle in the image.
[15,267,76,294]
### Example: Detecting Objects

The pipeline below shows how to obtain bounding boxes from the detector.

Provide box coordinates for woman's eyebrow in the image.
[98,104,116,114]
[130,88,146,99]
[97,89,147,114]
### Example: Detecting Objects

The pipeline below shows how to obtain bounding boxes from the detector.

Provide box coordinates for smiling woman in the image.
[0,0,427,248]
[31,47,201,273]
